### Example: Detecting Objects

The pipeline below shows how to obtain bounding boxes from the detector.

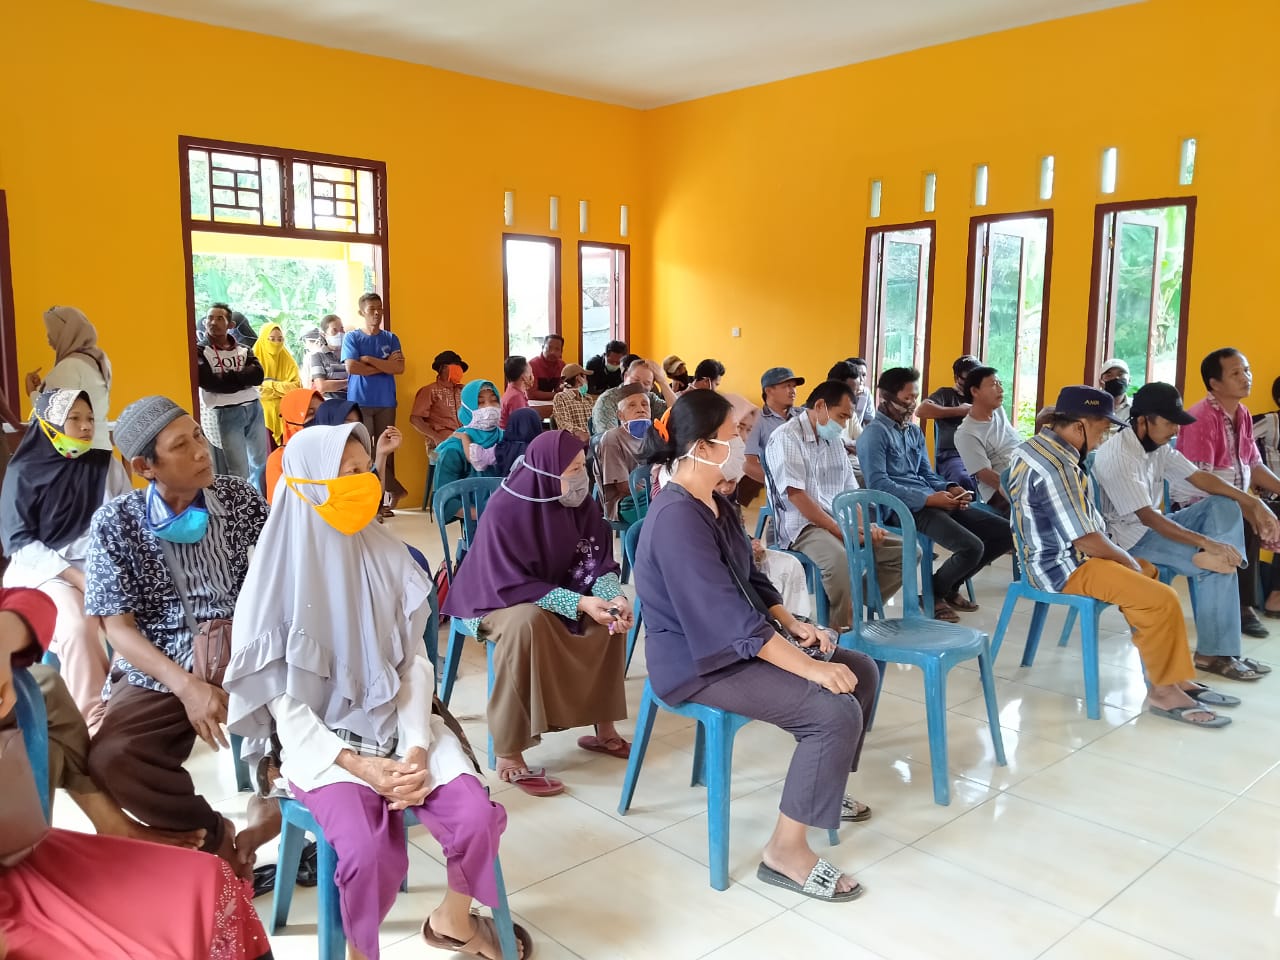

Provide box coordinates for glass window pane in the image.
[188,149,211,220]
[211,151,260,172]
[314,165,354,183]
[292,163,313,230]
[581,246,614,362]
[1113,221,1157,389]
[357,170,376,234]
[882,240,921,370]
[984,233,1022,412]
[260,159,282,227]
[505,238,557,359]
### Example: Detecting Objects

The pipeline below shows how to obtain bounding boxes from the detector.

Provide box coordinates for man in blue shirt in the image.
[859,366,1012,621]
[341,292,407,510]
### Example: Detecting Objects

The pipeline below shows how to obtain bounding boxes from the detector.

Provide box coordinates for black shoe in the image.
[297,840,319,887]
[1242,609,1270,639]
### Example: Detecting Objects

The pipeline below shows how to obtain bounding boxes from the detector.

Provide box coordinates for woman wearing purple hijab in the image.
[443,430,631,797]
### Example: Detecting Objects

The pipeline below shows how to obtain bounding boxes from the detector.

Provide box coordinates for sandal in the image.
[423,910,535,959]
[577,735,631,759]
[498,766,564,797]
[933,601,960,623]
[1239,657,1272,675]
[756,858,863,902]
[945,593,980,613]
[841,796,872,822]
[1195,655,1263,682]
[1148,704,1231,728]
[1184,682,1241,707]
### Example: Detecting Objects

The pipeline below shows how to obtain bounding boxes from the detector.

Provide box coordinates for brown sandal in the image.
[1195,655,1263,682]
[422,911,535,959]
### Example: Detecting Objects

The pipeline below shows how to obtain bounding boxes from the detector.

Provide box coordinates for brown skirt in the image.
[480,604,627,756]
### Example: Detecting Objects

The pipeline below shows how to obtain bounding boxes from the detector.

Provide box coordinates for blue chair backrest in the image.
[628,466,652,519]
[14,668,51,822]
[832,488,923,631]
[623,518,643,569]
[432,476,503,580]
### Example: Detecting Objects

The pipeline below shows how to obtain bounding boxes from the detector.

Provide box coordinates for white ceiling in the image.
[95,0,1140,108]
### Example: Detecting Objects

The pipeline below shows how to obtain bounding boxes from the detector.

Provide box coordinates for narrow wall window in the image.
[579,242,629,364]
[965,212,1053,433]
[1086,199,1195,392]
[503,235,562,360]
[861,222,935,375]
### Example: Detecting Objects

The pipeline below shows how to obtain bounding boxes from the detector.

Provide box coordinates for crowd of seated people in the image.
[6,289,1280,955]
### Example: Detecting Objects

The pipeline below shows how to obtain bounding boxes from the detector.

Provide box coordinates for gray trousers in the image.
[792,525,905,630]
[692,648,879,830]
[361,405,406,498]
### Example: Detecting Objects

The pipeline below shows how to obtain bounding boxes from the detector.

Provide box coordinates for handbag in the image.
[0,727,50,866]
[158,540,234,687]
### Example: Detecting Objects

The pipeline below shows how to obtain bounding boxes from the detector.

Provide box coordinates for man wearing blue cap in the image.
[744,366,805,492]
[1008,386,1231,728]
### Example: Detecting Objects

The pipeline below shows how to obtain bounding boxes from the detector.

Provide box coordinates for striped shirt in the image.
[85,476,268,694]
[1008,430,1106,592]
[764,411,857,549]
[1093,427,1198,550]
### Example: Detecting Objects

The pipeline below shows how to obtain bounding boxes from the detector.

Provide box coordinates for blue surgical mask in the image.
[816,417,843,442]
[146,485,210,544]
[626,419,650,440]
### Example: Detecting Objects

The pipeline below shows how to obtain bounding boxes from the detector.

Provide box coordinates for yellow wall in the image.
[0,0,645,493]
[643,0,1280,406]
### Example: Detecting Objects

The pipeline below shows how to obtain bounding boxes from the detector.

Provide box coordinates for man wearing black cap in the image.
[1094,382,1280,683]
[1008,386,1231,727]
[410,350,468,448]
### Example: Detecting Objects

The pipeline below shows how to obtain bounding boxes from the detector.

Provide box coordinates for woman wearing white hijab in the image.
[24,306,114,450]
[225,422,530,960]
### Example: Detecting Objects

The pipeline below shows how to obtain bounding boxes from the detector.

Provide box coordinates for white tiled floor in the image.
[51,508,1280,959]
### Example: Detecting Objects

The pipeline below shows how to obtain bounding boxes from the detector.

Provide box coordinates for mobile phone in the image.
[955,490,974,502]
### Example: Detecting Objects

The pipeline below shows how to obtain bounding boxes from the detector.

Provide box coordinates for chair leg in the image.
[617,687,659,814]
[230,733,252,792]
[1058,606,1077,647]
[490,857,521,960]
[1080,607,1102,720]
[439,620,465,706]
[316,837,345,960]
[921,660,951,806]
[704,712,734,891]
[989,590,1020,662]
[977,647,1007,766]
[486,641,496,771]
[625,600,642,676]
[690,723,707,787]
[270,817,306,933]
[1023,602,1050,666]
[828,827,840,847]
[919,535,936,613]
[964,577,976,605]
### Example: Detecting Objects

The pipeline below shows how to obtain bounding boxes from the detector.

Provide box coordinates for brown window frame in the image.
[859,220,937,377]
[1085,196,1196,392]
[963,209,1055,415]
[0,191,18,413]
[577,241,630,364]
[178,136,392,409]
[501,233,563,360]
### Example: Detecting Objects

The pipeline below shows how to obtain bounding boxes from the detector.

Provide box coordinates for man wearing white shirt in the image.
[954,365,1020,515]
[1093,383,1280,684]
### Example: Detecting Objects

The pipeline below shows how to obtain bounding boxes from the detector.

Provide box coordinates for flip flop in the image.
[1185,683,1241,707]
[423,911,535,959]
[841,796,872,822]
[756,859,862,902]
[1148,704,1231,728]
[577,735,631,759]
[499,766,564,797]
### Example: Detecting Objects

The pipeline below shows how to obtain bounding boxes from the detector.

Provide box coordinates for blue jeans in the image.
[214,399,269,495]
[1127,495,1244,657]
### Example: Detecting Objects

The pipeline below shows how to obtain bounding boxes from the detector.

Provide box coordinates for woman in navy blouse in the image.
[634,390,879,903]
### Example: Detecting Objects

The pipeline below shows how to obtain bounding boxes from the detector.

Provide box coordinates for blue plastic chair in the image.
[15,667,51,822]
[628,465,652,520]
[832,489,1006,806]
[434,477,502,706]
[592,482,634,584]
[990,467,1110,719]
[618,679,839,890]
[271,798,520,960]
[623,520,644,674]
[753,501,773,541]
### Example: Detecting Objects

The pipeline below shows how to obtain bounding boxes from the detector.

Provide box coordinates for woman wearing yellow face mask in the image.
[225,422,530,960]
[0,389,130,729]
[252,322,302,446]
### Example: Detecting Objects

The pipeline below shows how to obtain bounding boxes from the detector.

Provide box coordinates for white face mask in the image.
[467,406,501,432]
[326,334,343,348]
[683,436,746,482]
[501,457,590,507]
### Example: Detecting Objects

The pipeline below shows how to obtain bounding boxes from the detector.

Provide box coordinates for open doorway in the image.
[861,222,936,375]
[579,242,628,364]
[965,211,1053,433]
[503,235,562,360]
[1086,198,1195,392]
